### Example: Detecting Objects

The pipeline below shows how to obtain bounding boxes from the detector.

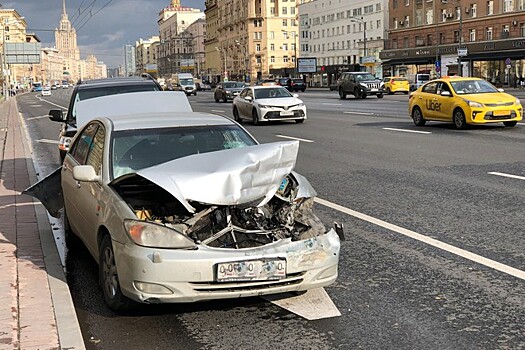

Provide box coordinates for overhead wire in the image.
[76,0,115,32]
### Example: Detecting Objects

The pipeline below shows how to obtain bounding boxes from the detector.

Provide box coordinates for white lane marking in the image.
[211,109,225,112]
[35,96,67,110]
[518,123,525,126]
[383,127,432,134]
[28,104,43,107]
[275,134,314,143]
[263,288,341,320]
[488,172,525,181]
[27,115,50,120]
[322,103,342,106]
[343,111,374,115]
[36,139,60,144]
[315,197,525,281]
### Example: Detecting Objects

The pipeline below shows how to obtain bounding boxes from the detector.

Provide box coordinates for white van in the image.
[173,73,197,96]
[407,73,430,91]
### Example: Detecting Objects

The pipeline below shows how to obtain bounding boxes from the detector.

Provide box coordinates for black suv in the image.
[336,72,384,99]
[48,75,161,160]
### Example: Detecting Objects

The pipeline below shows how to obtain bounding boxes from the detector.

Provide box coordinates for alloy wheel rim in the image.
[103,247,118,299]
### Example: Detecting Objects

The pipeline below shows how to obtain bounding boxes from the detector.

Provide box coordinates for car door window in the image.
[246,89,254,100]
[240,88,248,97]
[436,82,451,95]
[422,82,438,94]
[70,123,99,165]
[86,126,105,175]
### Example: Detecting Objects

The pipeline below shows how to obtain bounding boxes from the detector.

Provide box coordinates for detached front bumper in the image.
[114,229,340,303]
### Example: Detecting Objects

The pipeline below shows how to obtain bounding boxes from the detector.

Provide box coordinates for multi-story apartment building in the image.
[298,0,389,87]
[380,0,525,86]
[157,0,205,78]
[135,36,160,76]
[205,0,300,83]
[1,8,30,93]
[185,18,206,79]
[124,44,136,76]
[55,0,81,82]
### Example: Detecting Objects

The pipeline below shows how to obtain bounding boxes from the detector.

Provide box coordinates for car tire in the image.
[295,119,304,124]
[338,88,346,100]
[377,94,383,99]
[353,88,361,99]
[194,92,197,96]
[453,108,467,130]
[386,88,392,95]
[214,96,219,102]
[233,106,242,123]
[301,89,305,92]
[252,109,260,125]
[412,106,426,126]
[222,94,228,103]
[404,91,409,95]
[99,234,134,312]
[503,121,517,127]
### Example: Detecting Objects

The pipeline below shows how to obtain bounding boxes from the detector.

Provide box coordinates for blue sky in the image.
[2,0,205,67]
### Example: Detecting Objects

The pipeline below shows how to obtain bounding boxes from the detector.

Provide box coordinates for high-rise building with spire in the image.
[55,0,80,81]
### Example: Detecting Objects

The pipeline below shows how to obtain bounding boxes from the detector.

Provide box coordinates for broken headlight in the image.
[124,219,196,249]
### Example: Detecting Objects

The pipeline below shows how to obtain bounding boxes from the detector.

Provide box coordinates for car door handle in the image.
[76,181,81,188]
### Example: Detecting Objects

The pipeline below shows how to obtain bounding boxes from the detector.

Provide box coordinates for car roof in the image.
[76,76,159,90]
[106,112,235,132]
[251,85,288,89]
[75,91,192,129]
[439,76,480,81]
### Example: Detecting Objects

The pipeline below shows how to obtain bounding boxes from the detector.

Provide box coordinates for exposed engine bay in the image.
[113,174,327,248]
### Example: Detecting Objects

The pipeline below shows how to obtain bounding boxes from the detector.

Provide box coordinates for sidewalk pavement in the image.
[0,97,85,350]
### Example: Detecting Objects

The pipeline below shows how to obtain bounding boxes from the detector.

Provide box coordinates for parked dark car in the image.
[291,78,306,92]
[214,81,245,102]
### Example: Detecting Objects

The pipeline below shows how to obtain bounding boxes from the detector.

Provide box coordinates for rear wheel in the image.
[338,88,346,100]
[412,106,426,126]
[453,109,467,129]
[233,106,242,122]
[63,207,80,251]
[386,87,392,95]
[503,121,517,127]
[252,109,260,125]
[99,235,134,312]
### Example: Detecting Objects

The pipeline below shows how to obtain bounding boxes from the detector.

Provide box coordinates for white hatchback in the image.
[232,86,307,125]
[41,87,51,96]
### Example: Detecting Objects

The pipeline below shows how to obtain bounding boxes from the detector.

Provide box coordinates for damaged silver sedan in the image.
[26,110,341,311]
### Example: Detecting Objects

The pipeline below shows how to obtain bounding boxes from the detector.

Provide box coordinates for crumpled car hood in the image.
[111,141,300,213]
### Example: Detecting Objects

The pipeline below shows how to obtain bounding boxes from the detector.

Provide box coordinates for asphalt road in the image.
[15,88,525,350]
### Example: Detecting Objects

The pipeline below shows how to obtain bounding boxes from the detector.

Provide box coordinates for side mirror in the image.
[48,110,64,122]
[245,96,253,101]
[440,91,452,97]
[73,165,101,183]
[293,93,299,98]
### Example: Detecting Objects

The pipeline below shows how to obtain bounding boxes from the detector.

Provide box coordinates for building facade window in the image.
[487,1,494,15]
[469,29,476,41]
[503,0,514,12]
[486,26,493,40]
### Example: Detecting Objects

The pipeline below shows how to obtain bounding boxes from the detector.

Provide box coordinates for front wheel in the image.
[222,95,227,103]
[295,119,305,124]
[412,106,426,126]
[338,88,346,100]
[386,87,392,95]
[233,106,242,122]
[252,109,260,125]
[377,94,383,99]
[453,109,467,130]
[503,121,517,127]
[99,235,134,312]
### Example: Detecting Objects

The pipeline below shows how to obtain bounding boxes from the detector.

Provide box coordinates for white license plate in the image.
[280,111,295,116]
[370,88,378,92]
[217,259,286,282]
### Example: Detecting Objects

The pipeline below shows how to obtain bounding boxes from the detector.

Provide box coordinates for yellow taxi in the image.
[382,76,410,94]
[408,77,522,129]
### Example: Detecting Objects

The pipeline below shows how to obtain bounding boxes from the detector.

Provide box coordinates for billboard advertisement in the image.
[297,58,317,73]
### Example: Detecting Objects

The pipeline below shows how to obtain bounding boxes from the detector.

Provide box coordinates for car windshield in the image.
[180,78,193,85]
[393,78,408,82]
[450,80,499,95]
[224,82,244,88]
[111,125,257,179]
[355,73,376,82]
[254,87,292,99]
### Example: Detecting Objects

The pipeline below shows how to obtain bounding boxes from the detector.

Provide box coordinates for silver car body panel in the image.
[75,91,192,129]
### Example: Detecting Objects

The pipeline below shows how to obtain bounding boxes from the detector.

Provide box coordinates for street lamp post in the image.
[281,30,298,77]
[442,0,464,76]
[350,17,367,67]
[215,46,227,81]
[435,0,440,78]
